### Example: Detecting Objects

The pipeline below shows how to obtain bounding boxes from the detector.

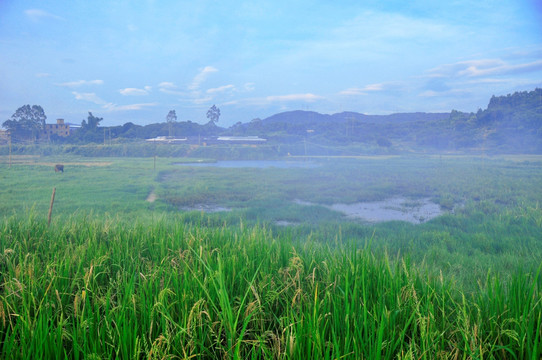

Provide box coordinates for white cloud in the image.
[158,82,185,95]
[72,92,107,105]
[191,97,213,105]
[56,80,104,87]
[189,66,218,91]
[158,82,175,88]
[244,82,255,92]
[418,88,470,98]
[72,91,157,111]
[119,87,150,96]
[266,93,323,102]
[428,59,542,78]
[339,83,384,96]
[25,9,64,22]
[35,73,51,78]
[222,100,238,105]
[207,84,235,94]
[103,103,158,112]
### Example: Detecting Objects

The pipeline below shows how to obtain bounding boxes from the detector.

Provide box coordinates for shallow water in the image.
[296,197,444,224]
[275,220,300,227]
[181,205,231,213]
[175,160,320,169]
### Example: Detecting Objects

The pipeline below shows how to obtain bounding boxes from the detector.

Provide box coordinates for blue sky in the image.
[1,0,541,127]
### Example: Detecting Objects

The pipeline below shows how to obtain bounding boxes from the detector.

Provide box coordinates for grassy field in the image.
[0,154,541,358]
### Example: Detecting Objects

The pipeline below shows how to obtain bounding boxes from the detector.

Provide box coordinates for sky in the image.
[1,0,541,127]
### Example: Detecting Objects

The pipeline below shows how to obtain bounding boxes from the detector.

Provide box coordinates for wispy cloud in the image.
[25,9,64,22]
[103,103,158,112]
[119,86,151,96]
[266,93,323,102]
[339,82,404,96]
[207,84,235,94]
[339,83,385,96]
[428,59,542,78]
[72,92,107,105]
[191,97,213,105]
[418,89,470,98]
[189,66,218,91]
[158,82,185,95]
[72,91,157,111]
[56,80,104,88]
[244,83,255,92]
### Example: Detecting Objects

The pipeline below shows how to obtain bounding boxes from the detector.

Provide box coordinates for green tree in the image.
[2,105,46,140]
[73,112,104,143]
[206,105,220,125]
[166,110,177,137]
[81,112,103,130]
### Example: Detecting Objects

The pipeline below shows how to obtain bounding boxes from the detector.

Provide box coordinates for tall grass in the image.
[1,216,540,359]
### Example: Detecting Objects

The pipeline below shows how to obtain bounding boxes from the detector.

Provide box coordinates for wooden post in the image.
[48,187,56,226]
[8,132,12,169]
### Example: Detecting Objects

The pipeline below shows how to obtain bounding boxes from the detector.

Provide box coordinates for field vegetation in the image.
[0,154,541,358]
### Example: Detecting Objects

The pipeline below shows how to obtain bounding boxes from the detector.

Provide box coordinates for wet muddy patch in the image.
[181,204,232,213]
[275,220,300,227]
[174,160,320,169]
[295,197,445,224]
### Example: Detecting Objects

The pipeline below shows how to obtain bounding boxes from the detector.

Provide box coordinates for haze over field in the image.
[1,0,541,126]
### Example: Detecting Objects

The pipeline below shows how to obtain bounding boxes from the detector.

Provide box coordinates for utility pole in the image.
[104,128,106,145]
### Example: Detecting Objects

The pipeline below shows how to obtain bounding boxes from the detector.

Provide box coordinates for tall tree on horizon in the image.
[206,105,220,125]
[166,110,177,137]
[2,105,46,141]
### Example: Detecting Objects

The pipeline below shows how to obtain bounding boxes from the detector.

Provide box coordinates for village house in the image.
[43,119,70,138]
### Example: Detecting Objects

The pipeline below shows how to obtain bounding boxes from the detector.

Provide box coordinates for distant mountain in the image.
[261,110,449,126]
[60,88,541,153]
[227,88,541,153]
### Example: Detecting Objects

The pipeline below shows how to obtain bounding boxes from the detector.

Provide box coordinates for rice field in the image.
[0,154,541,358]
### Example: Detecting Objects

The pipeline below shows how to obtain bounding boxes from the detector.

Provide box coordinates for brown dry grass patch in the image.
[0,156,112,167]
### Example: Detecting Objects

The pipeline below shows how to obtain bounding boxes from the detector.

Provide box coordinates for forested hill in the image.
[261,110,450,126]
[448,88,542,153]
[229,88,542,153]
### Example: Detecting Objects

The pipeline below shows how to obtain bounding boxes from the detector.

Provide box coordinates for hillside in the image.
[228,88,542,153]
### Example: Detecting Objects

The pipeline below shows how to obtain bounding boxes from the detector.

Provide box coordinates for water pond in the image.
[181,204,231,213]
[174,160,320,169]
[296,197,444,224]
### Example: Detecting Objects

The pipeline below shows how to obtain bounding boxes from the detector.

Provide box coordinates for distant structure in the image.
[216,136,267,143]
[43,119,70,137]
[145,136,187,144]
[67,123,81,134]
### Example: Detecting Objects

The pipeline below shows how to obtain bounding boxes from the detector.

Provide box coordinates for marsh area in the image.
[295,197,445,223]
[174,160,320,168]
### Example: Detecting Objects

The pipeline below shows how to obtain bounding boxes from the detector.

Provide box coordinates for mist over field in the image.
[1,1,542,359]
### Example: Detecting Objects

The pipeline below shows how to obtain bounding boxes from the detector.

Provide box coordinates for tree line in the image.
[2,104,221,143]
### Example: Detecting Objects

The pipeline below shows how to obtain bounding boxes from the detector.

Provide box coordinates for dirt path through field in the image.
[146,190,157,203]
